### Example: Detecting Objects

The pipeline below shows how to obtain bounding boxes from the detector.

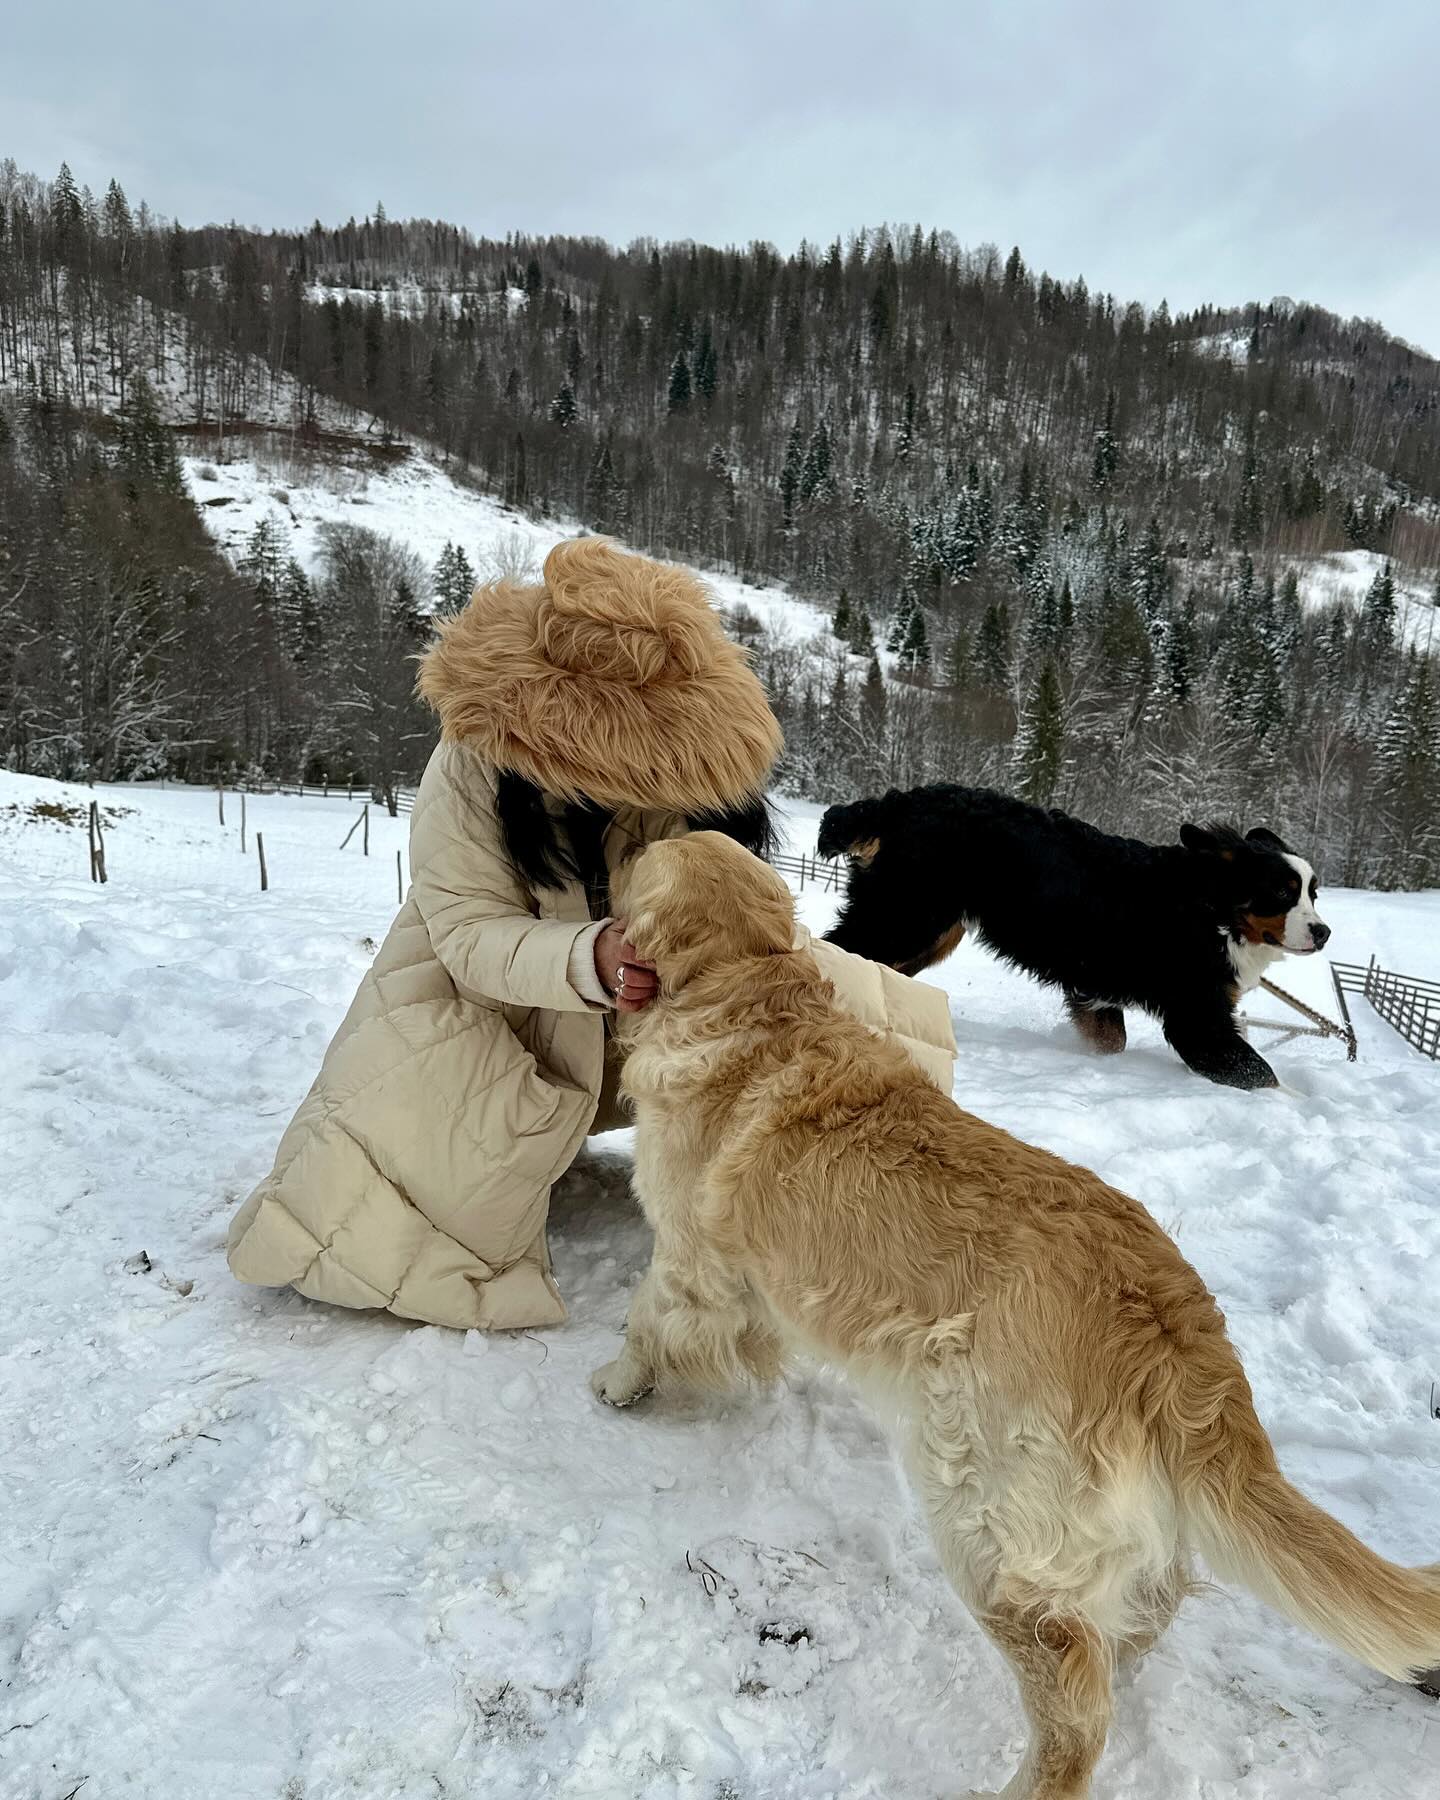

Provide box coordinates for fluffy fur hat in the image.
[417,537,782,814]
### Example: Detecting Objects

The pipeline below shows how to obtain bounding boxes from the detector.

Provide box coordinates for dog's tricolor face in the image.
[1180,823,1331,955]
[622,832,795,986]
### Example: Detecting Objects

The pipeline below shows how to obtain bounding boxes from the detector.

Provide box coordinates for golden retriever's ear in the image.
[621,833,793,982]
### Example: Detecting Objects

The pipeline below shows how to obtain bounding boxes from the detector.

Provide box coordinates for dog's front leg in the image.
[1163,1007,1278,1090]
[591,1243,773,1408]
[591,1259,666,1407]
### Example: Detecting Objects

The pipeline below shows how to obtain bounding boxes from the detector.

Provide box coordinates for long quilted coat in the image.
[227,539,955,1330]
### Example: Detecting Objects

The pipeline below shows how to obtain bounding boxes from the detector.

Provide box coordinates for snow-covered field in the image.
[2,775,1439,1800]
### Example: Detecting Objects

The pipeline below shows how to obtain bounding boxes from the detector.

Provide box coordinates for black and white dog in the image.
[819,785,1330,1090]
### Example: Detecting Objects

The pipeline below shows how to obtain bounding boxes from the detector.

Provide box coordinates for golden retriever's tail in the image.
[1182,1408,1440,1685]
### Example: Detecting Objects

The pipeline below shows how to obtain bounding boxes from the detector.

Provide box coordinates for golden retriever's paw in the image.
[590,1357,654,1408]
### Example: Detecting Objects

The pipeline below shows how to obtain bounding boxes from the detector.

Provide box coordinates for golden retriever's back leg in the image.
[1115,1559,1190,1672]
[591,1243,779,1408]
[966,1601,1113,1800]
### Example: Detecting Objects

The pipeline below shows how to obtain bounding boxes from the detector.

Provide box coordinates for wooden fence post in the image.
[240,790,247,854]
[363,803,370,857]
[396,849,403,904]
[88,800,108,884]
[217,784,225,826]
[257,832,268,892]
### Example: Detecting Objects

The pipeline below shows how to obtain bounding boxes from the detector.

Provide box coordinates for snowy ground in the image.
[180,442,834,646]
[2,776,1439,1800]
[1287,549,1439,652]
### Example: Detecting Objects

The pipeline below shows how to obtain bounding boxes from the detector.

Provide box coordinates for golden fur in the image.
[595,832,1440,1800]
[416,537,782,814]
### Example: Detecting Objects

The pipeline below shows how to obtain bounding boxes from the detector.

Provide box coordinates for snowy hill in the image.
[2,772,1438,1799]
[181,437,835,642]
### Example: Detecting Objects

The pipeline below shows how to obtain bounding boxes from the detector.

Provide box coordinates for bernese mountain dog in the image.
[819,785,1331,1090]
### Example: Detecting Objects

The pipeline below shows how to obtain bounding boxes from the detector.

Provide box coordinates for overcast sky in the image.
[7,1,1437,353]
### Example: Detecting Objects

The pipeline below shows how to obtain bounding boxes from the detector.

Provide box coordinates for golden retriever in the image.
[591,832,1440,1799]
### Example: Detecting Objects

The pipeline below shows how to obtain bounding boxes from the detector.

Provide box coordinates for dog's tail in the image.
[817,794,894,863]
[1180,1394,1440,1685]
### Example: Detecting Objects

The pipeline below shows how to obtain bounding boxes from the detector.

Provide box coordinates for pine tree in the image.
[1091,390,1120,491]
[281,559,316,660]
[1165,590,1197,705]
[976,602,1011,691]
[102,179,132,248]
[667,352,692,414]
[899,606,931,674]
[833,588,852,641]
[1361,561,1397,651]
[432,541,476,614]
[586,442,618,532]
[550,381,578,428]
[895,384,917,460]
[51,162,83,251]
[886,588,914,654]
[1377,660,1440,887]
[779,422,804,527]
[116,375,183,497]
[1231,435,1264,546]
[823,657,851,778]
[1014,657,1065,803]
[1134,514,1169,617]
[848,604,876,658]
[241,516,287,615]
[800,420,832,502]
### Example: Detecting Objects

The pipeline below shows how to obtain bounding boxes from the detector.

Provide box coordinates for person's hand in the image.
[593,922,659,1013]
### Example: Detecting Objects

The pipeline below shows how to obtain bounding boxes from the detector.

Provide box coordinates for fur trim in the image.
[417,538,782,814]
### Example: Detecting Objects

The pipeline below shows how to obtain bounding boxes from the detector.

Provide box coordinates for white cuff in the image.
[567,918,615,1008]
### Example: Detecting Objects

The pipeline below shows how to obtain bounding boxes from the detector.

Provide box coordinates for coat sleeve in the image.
[803,928,957,1093]
[407,743,607,1014]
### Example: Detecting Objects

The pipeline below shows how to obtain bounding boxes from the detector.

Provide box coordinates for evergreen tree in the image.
[848,603,876,658]
[1231,434,1264,546]
[899,605,931,674]
[549,381,578,429]
[886,588,914,655]
[976,602,1011,690]
[833,588,852,641]
[1091,390,1120,491]
[1377,660,1440,886]
[895,384,917,460]
[779,422,804,526]
[667,351,692,413]
[241,516,287,615]
[283,559,318,661]
[1165,590,1197,705]
[800,420,832,502]
[116,375,183,497]
[1014,657,1065,803]
[1361,561,1397,652]
[1134,514,1169,617]
[432,541,476,614]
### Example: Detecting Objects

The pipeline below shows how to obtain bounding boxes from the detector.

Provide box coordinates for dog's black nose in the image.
[1311,921,1331,949]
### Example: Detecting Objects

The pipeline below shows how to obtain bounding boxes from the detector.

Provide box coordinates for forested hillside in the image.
[2,158,1438,884]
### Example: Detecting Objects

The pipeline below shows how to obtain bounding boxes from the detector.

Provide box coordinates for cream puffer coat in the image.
[227,540,956,1331]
